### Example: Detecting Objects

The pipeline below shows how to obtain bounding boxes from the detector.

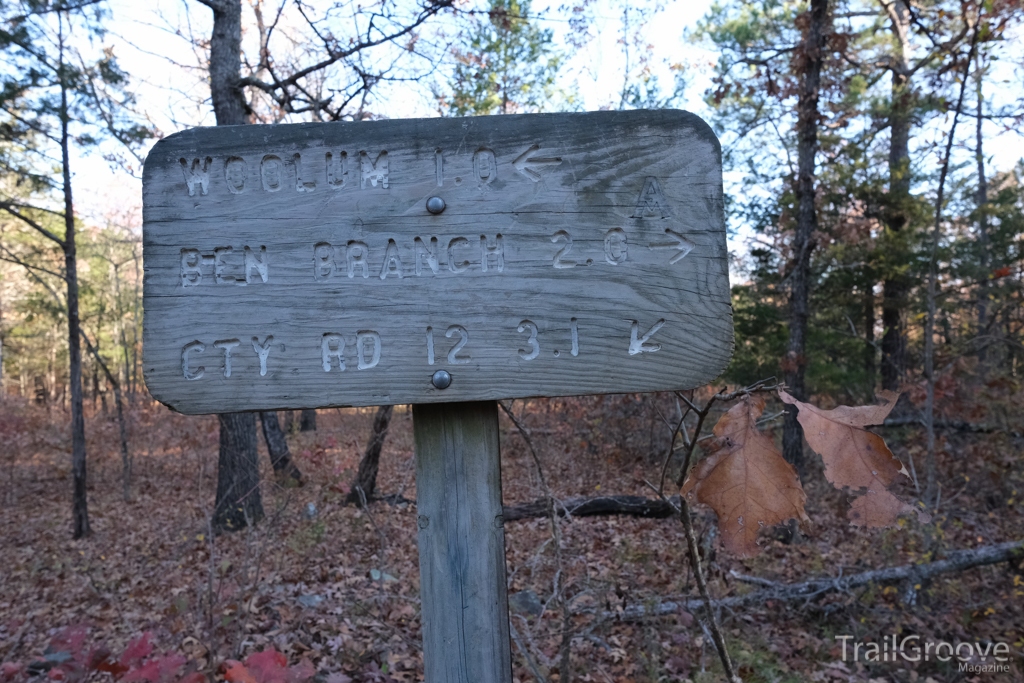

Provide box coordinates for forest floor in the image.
[0,393,1022,683]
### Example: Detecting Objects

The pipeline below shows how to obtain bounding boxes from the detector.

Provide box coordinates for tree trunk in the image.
[259,411,302,484]
[923,19,980,508]
[782,0,828,479]
[130,251,142,399]
[202,0,264,530]
[111,261,134,403]
[205,0,247,126]
[881,1,912,392]
[213,412,264,532]
[300,408,317,432]
[974,55,989,370]
[66,187,88,540]
[864,272,876,391]
[0,286,4,401]
[59,20,89,539]
[48,332,57,409]
[346,404,393,505]
[112,377,131,502]
[79,331,133,502]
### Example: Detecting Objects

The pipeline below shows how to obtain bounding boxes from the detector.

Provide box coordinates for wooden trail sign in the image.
[142,110,732,415]
[142,110,733,683]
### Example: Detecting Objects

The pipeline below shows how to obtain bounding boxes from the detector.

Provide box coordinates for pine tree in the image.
[442,0,560,116]
[0,0,149,537]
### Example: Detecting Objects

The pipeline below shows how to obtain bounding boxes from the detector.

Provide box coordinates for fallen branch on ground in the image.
[503,495,681,522]
[377,491,696,522]
[604,539,1023,621]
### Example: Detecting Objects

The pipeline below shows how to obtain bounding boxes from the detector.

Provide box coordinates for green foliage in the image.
[610,1,689,111]
[0,1,149,405]
[724,283,786,386]
[699,0,1024,400]
[1,220,141,403]
[0,1,149,182]
[617,68,686,111]
[441,0,560,116]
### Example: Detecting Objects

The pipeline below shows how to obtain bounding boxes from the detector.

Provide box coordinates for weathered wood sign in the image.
[142,110,732,414]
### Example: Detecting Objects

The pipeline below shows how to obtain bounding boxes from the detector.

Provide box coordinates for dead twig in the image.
[500,400,574,682]
[665,398,755,682]
[664,379,778,682]
[678,496,740,682]
[509,618,549,683]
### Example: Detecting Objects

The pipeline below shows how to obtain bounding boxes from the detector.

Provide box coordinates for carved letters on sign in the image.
[175,317,670,381]
[633,176,670,218]
[177,226,704,288]
[172,143,566,198]
[180,246,268,286]
[143,111,732,412]
[179,157,211,196]
[306,236,505,281]
[174,150,391,196]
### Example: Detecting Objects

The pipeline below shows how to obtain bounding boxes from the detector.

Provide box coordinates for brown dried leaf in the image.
[848,489,915,528]
[681,395,808,557]
[779,389,913,527]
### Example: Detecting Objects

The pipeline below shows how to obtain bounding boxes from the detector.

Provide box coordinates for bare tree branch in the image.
[237,0,454,118]
[0,202,67,248]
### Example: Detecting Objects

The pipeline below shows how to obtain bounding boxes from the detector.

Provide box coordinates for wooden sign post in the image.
[413,402,510,682]
[142,110,732,682]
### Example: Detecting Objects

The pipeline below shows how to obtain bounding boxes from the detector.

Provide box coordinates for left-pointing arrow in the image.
[512,144,563,182]
[649,228,696,265]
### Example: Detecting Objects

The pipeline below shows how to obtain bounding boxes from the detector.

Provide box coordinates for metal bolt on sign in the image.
[431,369,452,389]
[426,196,446,214]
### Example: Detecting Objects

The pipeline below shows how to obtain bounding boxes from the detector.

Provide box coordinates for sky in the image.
[73,0,721,225]
[72,0,1024,257]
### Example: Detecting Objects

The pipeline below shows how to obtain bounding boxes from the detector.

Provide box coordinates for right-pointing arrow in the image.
[649,228,696,264]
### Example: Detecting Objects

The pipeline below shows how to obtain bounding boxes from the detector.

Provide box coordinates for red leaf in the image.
[992,266,1012,279]
[237,650,313,683]
[120,634,154,669]
[223,663,258,683]
[2,662,21,682]
[96,659,130,678]
[244,650,287,683]
[122,656,186,683]
[90,647,126,677]
[49,627,89,662]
